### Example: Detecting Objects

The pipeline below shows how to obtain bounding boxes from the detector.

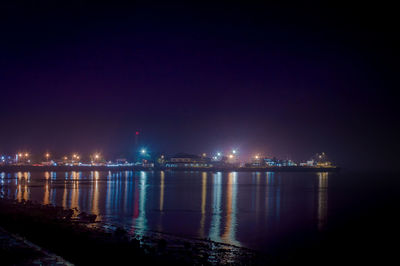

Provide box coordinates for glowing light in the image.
[255,155,259,159]
[25,153,29,157]
[217,152,221,156]
[45,153,50,158]
[229,154,234,159]
[141,149,146,154]
[64,156,68,160]
[136,131,140,135]
[232,150,237,154]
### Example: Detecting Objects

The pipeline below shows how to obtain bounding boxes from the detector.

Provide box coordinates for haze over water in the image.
[1,170,333,251]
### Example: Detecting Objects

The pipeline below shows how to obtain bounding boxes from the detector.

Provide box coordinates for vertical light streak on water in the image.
[70,171,79,210]
[16,172,22,186]
[127,171,134,214]
[115,172,119,213]
[50,172,56,204]
[317,172,329,231]
[43,182,50,205]
[266,172,275,220]
[209,172,222,242]
[124,171,129,214]
[135,171,148,231]
[62,180,67,209]
[222,172,240,246]
[43,171,50,205]
[16,184,22,202]
[92,171,100,219]
[23,172,29,180]
[87,172,93,211]
[23,184,29,202]
[0,172,5,196]
[199,172,207,238]
[106,171,113,217]
[160,171,165,211]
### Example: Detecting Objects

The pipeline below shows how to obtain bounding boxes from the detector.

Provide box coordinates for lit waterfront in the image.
[0,170,334,251]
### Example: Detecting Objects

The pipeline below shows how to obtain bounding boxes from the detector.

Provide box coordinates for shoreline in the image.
[0,196,263,265]
[0,165,340,173]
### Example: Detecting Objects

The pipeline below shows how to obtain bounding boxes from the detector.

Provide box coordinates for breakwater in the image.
[0,165,339,173]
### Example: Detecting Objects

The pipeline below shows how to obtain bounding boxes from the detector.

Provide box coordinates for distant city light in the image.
[229,154,234,159]
[141,149,146,154]
[217,152,221,156]
[232,149,237,154]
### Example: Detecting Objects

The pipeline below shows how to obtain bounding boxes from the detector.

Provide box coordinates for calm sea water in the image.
[0,170,373,251]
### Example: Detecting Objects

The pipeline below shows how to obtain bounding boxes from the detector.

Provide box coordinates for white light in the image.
[141,149,146,154]
[217,152,221,156]
[232,150,237,154]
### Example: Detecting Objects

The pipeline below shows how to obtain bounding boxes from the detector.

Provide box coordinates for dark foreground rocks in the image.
[0,198,264,265]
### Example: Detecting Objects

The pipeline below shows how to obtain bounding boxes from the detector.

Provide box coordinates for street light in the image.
[45,153,50,161]
[141,149,146,154]
[232,149,237,154]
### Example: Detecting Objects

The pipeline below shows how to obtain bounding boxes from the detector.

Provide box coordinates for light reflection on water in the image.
[0,170,329,250]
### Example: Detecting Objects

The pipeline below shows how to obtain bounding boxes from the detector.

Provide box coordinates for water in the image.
[0,170,387,252]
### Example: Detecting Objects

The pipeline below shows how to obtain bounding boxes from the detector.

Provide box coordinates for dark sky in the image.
[0,1,398,171]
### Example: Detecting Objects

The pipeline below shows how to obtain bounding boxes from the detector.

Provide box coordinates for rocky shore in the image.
[0,197,264,265]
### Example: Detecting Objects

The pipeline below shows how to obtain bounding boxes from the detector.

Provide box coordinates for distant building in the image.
[264,158,276,166]
[310,152,333,167]
[116,158,128,164]
[165,153,212,168]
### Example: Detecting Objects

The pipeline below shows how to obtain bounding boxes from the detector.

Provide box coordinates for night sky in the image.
[0,1,398,171]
